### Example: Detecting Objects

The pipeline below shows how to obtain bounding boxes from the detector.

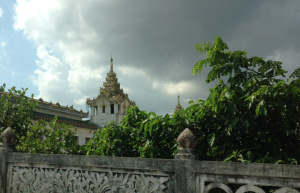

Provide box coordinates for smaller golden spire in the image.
[110,57,113,72]
[175,94,183,112]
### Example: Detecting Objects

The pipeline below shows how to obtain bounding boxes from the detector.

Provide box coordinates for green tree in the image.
[0,84,83,155]
[86,106,185,158]
[192,36,300,164]
[17,117,80,154]
[0,84,37,138]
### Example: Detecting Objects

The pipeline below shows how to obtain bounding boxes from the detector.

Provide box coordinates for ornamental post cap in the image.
[0,127,16,151]
[177,128,197,149]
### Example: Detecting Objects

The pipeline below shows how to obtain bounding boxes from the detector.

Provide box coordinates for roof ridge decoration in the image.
[36,98,88,115]
[37,100,88,115]
[0,91,89,117]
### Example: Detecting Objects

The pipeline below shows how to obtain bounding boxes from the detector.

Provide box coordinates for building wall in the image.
[90,97,131,127]
[72,127,95,145]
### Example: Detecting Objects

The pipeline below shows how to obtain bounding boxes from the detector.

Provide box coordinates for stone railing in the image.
[0,128,300,193]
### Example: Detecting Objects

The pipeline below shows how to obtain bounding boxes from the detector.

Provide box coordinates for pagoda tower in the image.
[86,57,135,127]
[175,94,183,112]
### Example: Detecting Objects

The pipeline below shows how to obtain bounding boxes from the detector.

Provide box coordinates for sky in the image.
[0,0,299,115]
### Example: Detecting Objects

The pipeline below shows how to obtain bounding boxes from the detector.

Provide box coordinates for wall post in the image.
[0,127,17,193]
[0,145,5,193]
[175,128,197,193]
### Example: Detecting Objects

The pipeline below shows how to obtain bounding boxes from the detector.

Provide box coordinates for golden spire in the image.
[175,94,183,112]
[110,57,113,72]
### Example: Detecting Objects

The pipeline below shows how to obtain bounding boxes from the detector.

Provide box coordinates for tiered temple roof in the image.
[86,57,135,106]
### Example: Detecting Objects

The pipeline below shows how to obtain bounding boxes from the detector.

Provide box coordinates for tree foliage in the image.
[0,84,37,138]
[192,36,300,164]
[86,107,185,158]
[87,36,300,164]
[17,117,81,154]
[0,84,82,155]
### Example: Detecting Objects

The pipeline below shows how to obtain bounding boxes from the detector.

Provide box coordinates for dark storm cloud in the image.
[14,0,300,114]
[84,0,300,113]
[79,1,263,80]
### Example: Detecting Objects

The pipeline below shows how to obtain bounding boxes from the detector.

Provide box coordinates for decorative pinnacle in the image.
[175,94,183,112]
[176,128,197,160]
[1,127,16,151]
[110,57,113,72]
[177,128,197,148]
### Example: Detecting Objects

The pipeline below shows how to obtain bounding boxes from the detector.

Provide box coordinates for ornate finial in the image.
[110,56,113,72]
[175,128,197,160]
[175,94,183,112]
[177,128,197,148]
[0,127,16,152]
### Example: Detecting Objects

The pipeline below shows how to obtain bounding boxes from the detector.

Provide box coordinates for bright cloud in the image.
[1,41,6,49]
[14,0,107,109]
[118,66,148,78]
[73,98,87,106]
[0,41,7,63]
[0,7,3,18]
[121,86,132,94]
[33,45,68,102]
[266,49,300,75]
[11,71,19,76]
[13,0,158,111]
[152,80,196,96]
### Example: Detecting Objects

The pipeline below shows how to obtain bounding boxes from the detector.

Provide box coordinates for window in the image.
[111,104,114,114]
[102,105,105,113]
[94,106,98,115]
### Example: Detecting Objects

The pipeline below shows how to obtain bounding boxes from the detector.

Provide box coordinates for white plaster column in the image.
[91,106,94,116]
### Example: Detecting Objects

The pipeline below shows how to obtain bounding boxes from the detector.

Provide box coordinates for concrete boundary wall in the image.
[0,128,300,192]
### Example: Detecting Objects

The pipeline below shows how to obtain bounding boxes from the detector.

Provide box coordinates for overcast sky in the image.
[0,0,299,115]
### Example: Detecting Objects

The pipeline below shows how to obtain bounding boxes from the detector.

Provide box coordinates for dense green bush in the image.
[86,107,187,158]
[17,117,81,154]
